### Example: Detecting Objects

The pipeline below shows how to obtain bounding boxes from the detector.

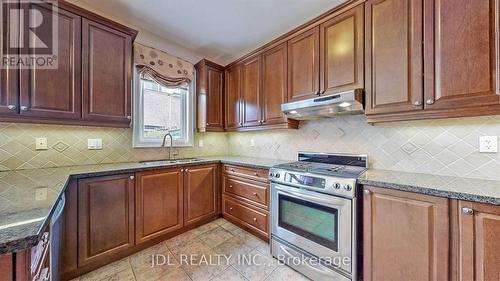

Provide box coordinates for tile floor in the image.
[73,219,310,281]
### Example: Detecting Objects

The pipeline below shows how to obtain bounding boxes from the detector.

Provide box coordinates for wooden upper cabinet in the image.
[262,43,288,125]
[82,18,132,125]
[287,27,320,101]
[135,168,184,244]
[78,174,135,267]
[458,201,500,281]
[365,0,423,115]
[241,56,262,127]
[423,0,500,110]
[0,1,18,116]
[195,59,224,132]
[184,165,218,226]
[363,186,449,281]
[320,4,364,95]
[20,4,81,120]
[225,65,242,129]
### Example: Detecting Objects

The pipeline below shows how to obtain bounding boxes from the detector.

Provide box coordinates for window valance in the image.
[134,43,194,87]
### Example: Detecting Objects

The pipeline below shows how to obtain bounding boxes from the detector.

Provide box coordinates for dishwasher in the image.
[50,193,65,281]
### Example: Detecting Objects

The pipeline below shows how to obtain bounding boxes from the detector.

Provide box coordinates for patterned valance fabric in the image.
[134,43,194,86]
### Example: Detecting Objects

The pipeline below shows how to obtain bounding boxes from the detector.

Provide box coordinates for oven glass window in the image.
[278,194,338,251]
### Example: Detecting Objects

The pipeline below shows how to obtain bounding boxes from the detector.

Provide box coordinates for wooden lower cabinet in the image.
[135,168,184,244]
[77,174,135,268]
[222,164,270,241]
[457,200,500,281]
[362,186,450,281]
[184,164,219,226]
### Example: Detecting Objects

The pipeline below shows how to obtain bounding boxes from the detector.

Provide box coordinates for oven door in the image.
[271,183,352,274]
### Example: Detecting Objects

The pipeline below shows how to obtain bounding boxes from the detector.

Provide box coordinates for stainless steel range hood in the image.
[281,89,364,120]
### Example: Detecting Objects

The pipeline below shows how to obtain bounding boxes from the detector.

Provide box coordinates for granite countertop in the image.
[0,156,289,254]
[359,169,500,206]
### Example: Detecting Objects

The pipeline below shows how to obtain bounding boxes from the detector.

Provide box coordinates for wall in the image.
[227,115,500,181]
[0,123,228,171]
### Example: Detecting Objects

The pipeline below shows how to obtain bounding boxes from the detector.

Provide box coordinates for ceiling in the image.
[72,0,346,65]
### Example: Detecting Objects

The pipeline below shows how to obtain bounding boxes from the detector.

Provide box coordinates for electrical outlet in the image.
[250,139,255,147]
[35,137,47,150]
[199,140,204,147]
[479,136,498,153]
[87,138,103,150]
[35,187,47,201]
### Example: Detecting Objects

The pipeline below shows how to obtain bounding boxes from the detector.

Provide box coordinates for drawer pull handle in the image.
[230,169,235,172]
[253,217,257,222]
[253,172,258,176]
[129,175,134,180]
[229,207,233,211]
[229,185,233,188]
[462,207,474,215]
[252,192,258,196]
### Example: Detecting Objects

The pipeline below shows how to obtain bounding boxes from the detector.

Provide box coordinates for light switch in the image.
[479,136,498,153]
[87,138,103,150]
[35,138,48,150]
[198,140,204,147]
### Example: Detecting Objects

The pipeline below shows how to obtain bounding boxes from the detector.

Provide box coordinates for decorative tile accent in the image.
[52,141,70,153]
[401,142,418,155]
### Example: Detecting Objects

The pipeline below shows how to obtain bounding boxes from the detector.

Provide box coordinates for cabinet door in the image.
[82,19,132,124]
[225,65,242,129]
[78,174,135,267]
[241,56,262,127]
[320,4,364,95]
[458,201,500,281]
[206,65,224,130]
[135,168,183,244]
[365,0,423,115]
[363,186,449,281]
[184,165,217,226]
[262,43,287,125]
[19,4,81,119]
[0,1,18,116]
[423,0,500,110]
[287,27,320,101]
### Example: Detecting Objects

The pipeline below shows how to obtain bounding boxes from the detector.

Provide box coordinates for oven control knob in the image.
[275,173,280,178]
[269,172,274,177]
[334,183,341,189]
[344,184,352,191]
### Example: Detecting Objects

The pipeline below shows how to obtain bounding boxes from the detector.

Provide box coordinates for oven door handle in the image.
[274,184,350,208]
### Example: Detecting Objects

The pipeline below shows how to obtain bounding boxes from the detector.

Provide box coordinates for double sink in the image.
[139,158,206,166]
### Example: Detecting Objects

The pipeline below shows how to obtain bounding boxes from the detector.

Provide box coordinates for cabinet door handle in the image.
[126,115,131,120]
[252,192,258,196]
[363,189,370,195]
[181,169,184,172]
[229,207,233,211]
[228,185,233,188]
[426,99,435,105]
[129,175,134,180]
[462,207,474,215]
[253,172,259,176]
[7,105,16,110]
[414,100,422,106]
[20,105,28,111]
[253,217,257,222]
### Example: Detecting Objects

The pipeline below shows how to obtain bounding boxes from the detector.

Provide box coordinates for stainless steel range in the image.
[269,152,368,281]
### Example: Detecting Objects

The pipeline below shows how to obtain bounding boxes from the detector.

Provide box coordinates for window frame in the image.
[132,67,195,148]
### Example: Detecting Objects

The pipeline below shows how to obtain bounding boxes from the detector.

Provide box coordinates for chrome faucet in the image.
[161,132,173,160]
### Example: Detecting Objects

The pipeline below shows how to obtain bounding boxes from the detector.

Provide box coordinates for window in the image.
[133,71,194,147]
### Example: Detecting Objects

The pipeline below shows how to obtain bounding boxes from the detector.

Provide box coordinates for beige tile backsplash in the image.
[0,122,228,171]
[227,115,500,181]
[1,115,500,181]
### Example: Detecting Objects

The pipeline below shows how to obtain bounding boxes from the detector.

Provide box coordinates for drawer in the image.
[223,164,269,182]
[223,195,268,234]
[223,176,268,208]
